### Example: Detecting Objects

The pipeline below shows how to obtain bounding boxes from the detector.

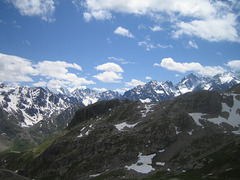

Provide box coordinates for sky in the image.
[0,0,240,93]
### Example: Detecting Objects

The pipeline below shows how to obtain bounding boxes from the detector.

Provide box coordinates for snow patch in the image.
[156,162,165,166]
[77,124,94,138]
[189,94,240,130]
[125,153,156,174]
[141,104,155,117]
[140,98,152,103]
[175,126,181,134]
[188,129,194,135]
[220,74,233,84]
[159,149,165,153]
[189,113,205,127]
[82,97,98,106]
[89,173,101,178]
[155,90,164,94]
[115,122,139,131]
[232,129,240,135]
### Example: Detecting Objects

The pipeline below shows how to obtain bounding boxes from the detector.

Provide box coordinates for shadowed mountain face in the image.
[3,85,237,180]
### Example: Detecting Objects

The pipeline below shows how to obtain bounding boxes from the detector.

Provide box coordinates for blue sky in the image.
[0,0,240,93]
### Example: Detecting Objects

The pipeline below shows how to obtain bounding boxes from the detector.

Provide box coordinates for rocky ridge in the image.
[123,71,240,102]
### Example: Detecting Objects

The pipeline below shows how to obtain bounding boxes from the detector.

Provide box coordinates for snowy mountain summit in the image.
[123,71,240,103]
[0,84,70,127]
[0,71,239,129]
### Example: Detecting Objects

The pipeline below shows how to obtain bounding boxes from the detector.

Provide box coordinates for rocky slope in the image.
[1,84,239,179]
[0,83,85,151]
[0,84,71,128]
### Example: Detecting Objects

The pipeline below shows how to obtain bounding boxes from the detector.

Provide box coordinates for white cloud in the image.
[95,62,123,72]
[145,76,152,80]
[155,58,226,76]
[36,60,83,79]
[173,14,240,42]
[108,57,135,64]
[157,43,173,49]
[188,40,198,49]
[93,87,108,92]
[138,37,155,51]
[82,0,240,42]
[0,53,94,89]
[94,62,124,83]
[33,81,47,87]
[0,53,38,82]
[114,27,134,38]
[9,0,55,22]
[225,60,240,71]
[150,25,162,32]
[93,71,123,83]
[138,24,147,30]
[83,12,92,22]
[36,60,95,89]
[72,0,81,11]
[83,10,112,22]
[125,79,145,87]
[139,37,173,50]
[23,40,31,46]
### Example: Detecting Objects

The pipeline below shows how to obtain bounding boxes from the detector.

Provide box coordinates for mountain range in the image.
[1,83,239,179]
[123,71,240,103]
[0,71,239,152]
[51,71,240,104]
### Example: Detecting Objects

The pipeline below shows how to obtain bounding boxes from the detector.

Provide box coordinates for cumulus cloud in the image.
[8,0,55,22]
[225,60,240,71]
[36,60,95,88]
[154,58,226,76]
[0,53,94,89]
[114,27,134,38]
[93,71,123,83]
[125,79,145,87]
[36,61,82,79]
[95,62,123,72]
[82,0,240,42]
[94,62,124,83]
[173,14,240,42]
[0,53,38,82]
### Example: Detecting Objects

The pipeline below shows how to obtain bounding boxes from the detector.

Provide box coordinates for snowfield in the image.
[189,93,240,132]
[125,153,156,174]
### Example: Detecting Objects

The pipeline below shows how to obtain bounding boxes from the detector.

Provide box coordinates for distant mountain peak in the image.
[123,71,240,102]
